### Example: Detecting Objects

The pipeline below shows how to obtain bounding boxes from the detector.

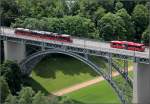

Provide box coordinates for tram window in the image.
[141,45,145,48]
[135,46,140,48]
[112,43,117,45]
[128,45,133,48]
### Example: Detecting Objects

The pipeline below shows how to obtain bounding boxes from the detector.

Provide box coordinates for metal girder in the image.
[111,60,133,87]
[20,49,133,104]
[124,60,128,80]
[109,54,112,79]
[102,57,133,103]
[0,35,149,64]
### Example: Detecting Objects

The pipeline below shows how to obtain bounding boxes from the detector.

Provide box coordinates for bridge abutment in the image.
[4,41,26,63]
[133,63,150,104]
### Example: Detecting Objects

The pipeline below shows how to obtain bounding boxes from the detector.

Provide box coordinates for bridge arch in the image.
[20,49,128,104]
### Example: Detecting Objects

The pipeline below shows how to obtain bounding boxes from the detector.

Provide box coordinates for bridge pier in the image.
[41,46,45,51]
[133,63,150,104]
[4,41,26,63]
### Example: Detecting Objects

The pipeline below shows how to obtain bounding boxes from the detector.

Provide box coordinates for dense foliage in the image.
[0,0,20,26]
[132,4,149,42]
[0,61,77,104]
[4,87,75,104]
[1,0,149,43]
[12,16,98,38]
[0,77,10,103]
[142,26,150,45]
[0,61,23,95]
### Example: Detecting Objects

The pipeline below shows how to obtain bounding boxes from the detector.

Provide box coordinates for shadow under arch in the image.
[31,54,98,79]
[20,49,127,104]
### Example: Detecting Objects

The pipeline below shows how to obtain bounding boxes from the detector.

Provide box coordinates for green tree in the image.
[132,4,149,42]
[59,96,75,104]
[98,13,127,41]
[52,0,69,17]
[17,87,35,104]
[22,18,41,30]
[15,0,32,17]
[4,95,17,104]
[62,16,97,38]
[80,0,98,18]
[116,9,135,40]
[113,15,127,40]
[0,61,23,95]
[68,0,80,16]
[0,77,10,103]
[142,26,150,45]
[79,0,106,26]
[146,2,150,10]
[3,86,76,104]
[115,2,124,11]
[32,91,50,104]
[97,0,115,12]
[0,0,20,26]
[93,7,106,27]
[16,0,69,18]
[120,1,136,14]
[98,13,114,41]
[12,16,97,38]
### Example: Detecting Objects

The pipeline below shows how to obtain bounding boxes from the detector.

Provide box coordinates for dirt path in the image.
[52,66,133,96]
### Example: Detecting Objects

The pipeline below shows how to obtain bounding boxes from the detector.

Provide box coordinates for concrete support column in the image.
[41,46,45,51]
[133,63,150,104]
[4,41,26,63]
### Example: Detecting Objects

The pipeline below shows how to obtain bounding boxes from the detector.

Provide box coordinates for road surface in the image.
[0,27,149,59]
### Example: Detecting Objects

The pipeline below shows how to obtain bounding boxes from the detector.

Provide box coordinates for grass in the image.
[65,71,133,104]
[29,54,98,94]
[28,54,132,103]
[66,81,121,104]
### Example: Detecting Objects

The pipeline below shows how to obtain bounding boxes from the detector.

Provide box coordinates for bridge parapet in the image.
[0,33,149,64]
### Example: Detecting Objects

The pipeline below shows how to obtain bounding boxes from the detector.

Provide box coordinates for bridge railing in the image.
[0,29,149,64]
[1,31,149,57]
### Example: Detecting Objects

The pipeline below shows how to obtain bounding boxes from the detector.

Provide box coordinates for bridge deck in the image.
[0,27,149,64]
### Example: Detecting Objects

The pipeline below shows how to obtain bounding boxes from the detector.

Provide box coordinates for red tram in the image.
[15,28,73,43]
[110,41,145,52]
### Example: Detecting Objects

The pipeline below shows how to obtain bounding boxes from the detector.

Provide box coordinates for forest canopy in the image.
[1,0,149,43]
